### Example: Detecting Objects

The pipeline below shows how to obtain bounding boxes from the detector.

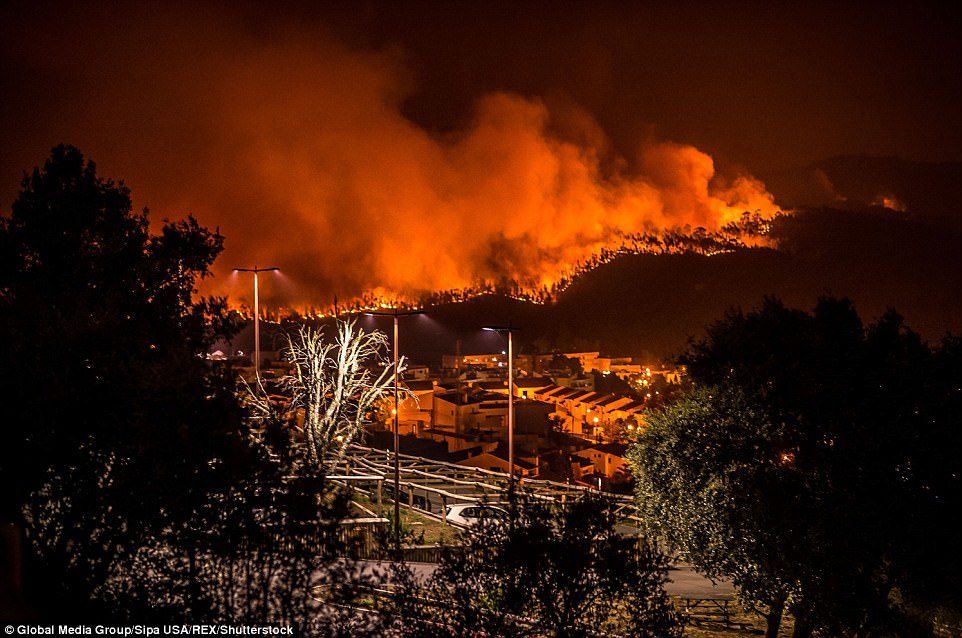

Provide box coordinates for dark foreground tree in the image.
[630,386,808,638]
[389,494,681,638]
[0,144,238,511]
[631,296,962,637]
[0,146,386,631]
[0,145,243,616]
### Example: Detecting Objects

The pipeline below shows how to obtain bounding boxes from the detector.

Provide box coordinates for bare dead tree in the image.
[244,318,402,474]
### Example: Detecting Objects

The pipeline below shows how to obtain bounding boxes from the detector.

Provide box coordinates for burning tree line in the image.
[255,211,777,318]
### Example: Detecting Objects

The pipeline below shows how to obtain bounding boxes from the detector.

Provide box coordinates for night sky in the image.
[2,1,961,309]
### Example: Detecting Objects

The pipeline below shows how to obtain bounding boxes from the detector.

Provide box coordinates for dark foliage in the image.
[0,144,239,515]
[633,296,962,637]
[390,494,681,637]
[0,146,383,631]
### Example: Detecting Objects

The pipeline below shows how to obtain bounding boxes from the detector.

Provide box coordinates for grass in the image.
[401,509,460,545]
[680,602,795,637]
[350,491,460,545]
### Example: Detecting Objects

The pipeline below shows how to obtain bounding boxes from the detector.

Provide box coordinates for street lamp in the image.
[233,266,279,376]
[483,324,517,492]
[365,308,424,544]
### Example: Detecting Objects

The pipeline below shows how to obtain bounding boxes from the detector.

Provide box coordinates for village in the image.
[361,350,686,492]
[226,344,686,493]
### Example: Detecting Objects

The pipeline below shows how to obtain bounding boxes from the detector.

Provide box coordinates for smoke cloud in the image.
[1,4,780,309]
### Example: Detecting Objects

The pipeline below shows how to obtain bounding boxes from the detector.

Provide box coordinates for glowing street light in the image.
[483,323,517,493]
[233,266,279,376]
[365,307,424,544]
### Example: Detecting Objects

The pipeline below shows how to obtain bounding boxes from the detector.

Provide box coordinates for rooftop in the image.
[435,389,507,406]
[514,376,553,388]
[403,379,436,392]
[583,442,630,457]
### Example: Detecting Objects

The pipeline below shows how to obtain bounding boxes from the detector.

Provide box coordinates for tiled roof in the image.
[539,385,569,397]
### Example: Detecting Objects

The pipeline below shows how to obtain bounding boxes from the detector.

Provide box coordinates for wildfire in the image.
[45,20,783,311]
[229,211,781,318]
[211,85,782,311]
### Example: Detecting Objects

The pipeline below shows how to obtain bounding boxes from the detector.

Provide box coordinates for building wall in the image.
[456,452,537,477]
[433,395,508,433]
[580,448,629,478]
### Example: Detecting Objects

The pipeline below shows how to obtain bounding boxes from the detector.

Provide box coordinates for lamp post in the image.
[233,266,279,376]
[365,308,423,544]
[483,324,516,493]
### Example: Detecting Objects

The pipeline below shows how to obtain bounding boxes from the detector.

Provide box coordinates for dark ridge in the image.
[230,207,961,364]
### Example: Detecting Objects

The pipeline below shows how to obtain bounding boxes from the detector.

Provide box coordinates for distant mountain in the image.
[430,207,960,360]
[762,156,962,229]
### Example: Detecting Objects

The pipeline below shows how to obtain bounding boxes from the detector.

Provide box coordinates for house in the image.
[578,443,630,479]
[527,384,647,440]
[608,399,647,427]
[422,429,498,454]
[473,379,510,394]
[569,454,597,481]
[394,379,436,435]
[456,446,539,478]
[432,388,553,439]
[559,352,601,371]
[552,372,595,391]
[513,376,553,398]
[512,399,555,440]
[433,389,509,435]
[403,364,432,381]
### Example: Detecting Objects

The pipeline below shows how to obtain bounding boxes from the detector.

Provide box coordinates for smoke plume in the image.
[1,4,780,309]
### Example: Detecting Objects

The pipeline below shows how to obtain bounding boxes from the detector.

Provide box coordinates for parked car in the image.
[444,503,509,527]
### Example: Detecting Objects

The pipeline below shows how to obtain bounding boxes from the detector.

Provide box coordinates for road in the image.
[664,564,733,598]
[350,559,733,599]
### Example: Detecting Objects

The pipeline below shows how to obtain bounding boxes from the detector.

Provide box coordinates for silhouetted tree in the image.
[549,353,583,375]
[630,386,806,638]
[0,146,385,631]
[0,145,244,616]
[391,494,681,637]
[632,296,962,636]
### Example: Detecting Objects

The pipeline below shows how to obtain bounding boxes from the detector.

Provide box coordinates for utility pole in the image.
[455,339,461,434]
[483,324,516,495]
[233,266,279,376]
[365,308,423,545]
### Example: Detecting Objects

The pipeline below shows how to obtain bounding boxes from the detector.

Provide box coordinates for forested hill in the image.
[240,206,960,364]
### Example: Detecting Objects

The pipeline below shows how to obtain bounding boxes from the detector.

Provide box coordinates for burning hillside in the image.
[0,4,782,310]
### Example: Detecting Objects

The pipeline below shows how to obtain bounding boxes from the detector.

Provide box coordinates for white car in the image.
[444,503,509,527]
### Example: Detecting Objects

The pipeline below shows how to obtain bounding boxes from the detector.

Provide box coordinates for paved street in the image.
[351,559,733,599]
[339,446,734,600]
[665,563,734,598]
